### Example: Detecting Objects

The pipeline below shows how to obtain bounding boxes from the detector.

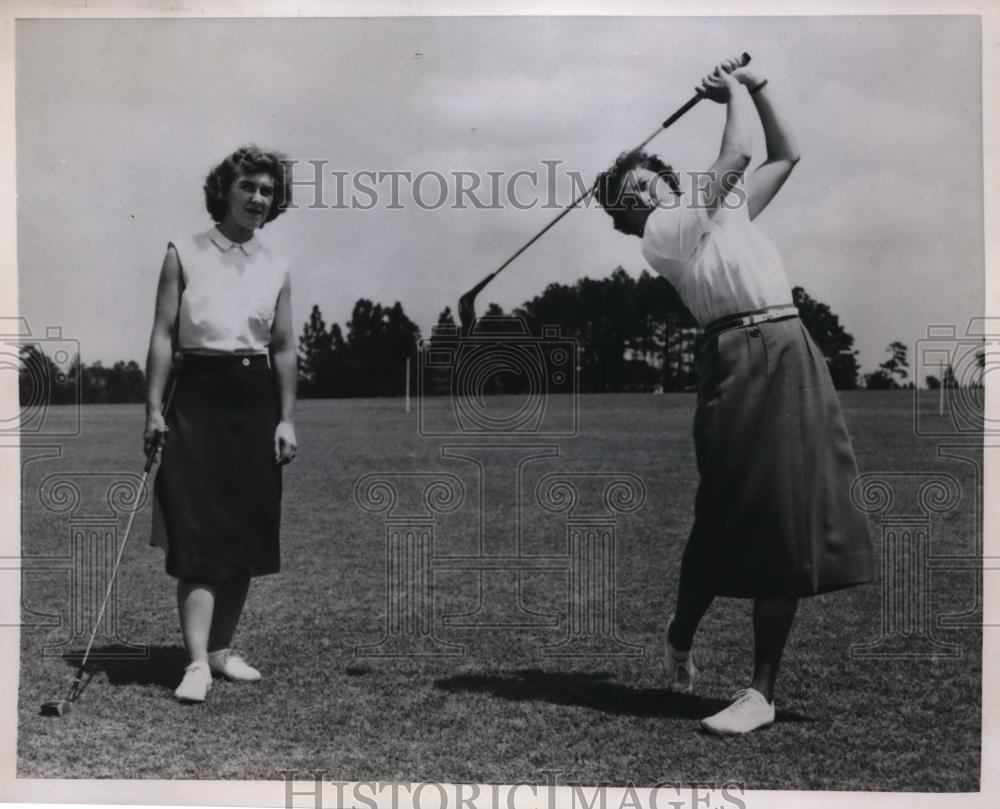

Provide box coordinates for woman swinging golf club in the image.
[595,57,874,734]
[144,145,298,703]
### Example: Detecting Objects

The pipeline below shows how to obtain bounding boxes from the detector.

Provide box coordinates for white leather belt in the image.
[703,305,799,339]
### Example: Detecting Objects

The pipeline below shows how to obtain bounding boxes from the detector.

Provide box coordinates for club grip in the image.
[144,372,179,473]
[143,442,159,474]
[723,52,752,71]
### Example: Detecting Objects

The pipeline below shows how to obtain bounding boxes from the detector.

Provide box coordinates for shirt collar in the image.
[209,226,261,257]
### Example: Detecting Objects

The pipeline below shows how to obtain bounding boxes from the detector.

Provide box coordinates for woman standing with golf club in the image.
[596,58,873,733]
[144,145,298,703]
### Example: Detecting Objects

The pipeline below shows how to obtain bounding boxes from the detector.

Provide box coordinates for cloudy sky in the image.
[15,14,982,377]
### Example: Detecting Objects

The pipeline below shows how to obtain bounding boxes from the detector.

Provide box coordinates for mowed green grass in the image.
[16,392,982,789]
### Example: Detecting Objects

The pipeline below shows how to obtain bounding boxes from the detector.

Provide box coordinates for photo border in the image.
[0,1,995,807]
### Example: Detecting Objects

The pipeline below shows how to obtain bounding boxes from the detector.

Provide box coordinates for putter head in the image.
[40,699,71,717]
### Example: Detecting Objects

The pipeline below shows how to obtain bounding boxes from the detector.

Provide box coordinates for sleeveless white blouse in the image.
[173,227,289,355]
[641,187,792,327]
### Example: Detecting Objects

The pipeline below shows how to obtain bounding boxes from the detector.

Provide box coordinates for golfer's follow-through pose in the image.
[144,145,298,703]
[596,58,874,734]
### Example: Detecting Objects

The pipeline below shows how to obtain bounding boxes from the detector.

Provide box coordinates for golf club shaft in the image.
[636,95,703,152]
[495,87,709,276]
[464,52,751,298]
[64,463,153,701]
[66,373,179,701]
[487,178,599,282]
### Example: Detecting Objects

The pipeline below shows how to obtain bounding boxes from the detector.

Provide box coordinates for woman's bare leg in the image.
[750,595,798,701]
[208,576,251,653]
[668,536,715,651]
[177,580,216,664]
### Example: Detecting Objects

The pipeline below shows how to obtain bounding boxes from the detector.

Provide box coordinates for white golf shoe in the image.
[208,649,262,683]
[174,662,212,703]
[665,615,697,692]
[700,688,775,734]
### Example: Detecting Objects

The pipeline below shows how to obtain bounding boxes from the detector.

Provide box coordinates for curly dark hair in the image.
[203,144,293,226]
[593,149,680,237]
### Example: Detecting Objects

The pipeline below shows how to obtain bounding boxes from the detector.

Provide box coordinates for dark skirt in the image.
[687,316,874,598]
[151,355,282,583]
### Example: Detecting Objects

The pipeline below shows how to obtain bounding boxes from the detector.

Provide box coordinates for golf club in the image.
[458,52,751,329]
[40,371,179,717]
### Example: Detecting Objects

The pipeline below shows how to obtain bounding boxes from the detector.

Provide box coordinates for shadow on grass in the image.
[436,669,813,723]
[58,644,188,693]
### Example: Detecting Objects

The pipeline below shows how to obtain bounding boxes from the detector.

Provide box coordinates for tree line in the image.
[17,347,145,405]
[297,269,865,397]
[18,267,980,404]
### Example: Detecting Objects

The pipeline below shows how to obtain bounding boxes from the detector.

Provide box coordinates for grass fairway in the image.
[16,392,981,789]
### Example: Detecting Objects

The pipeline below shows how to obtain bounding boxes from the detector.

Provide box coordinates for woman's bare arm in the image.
[269,274,298,464]
[143,246,180,456]
[695,62,755,216]
[735,69,801,219]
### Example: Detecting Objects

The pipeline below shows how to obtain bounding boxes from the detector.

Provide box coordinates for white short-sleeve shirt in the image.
[640,188,793,327]
[174,227,289,355]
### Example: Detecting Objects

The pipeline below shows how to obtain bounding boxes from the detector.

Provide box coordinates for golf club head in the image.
[459,270,499,332]
[40,699,71,717]
[458,291,476,332]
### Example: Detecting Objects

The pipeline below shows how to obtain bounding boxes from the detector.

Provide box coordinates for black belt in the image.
[703,305,799,339]
[179,353,270,373]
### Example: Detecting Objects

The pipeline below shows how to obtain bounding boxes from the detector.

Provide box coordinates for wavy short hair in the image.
[203,144,293,226]
[593,149,680,237]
